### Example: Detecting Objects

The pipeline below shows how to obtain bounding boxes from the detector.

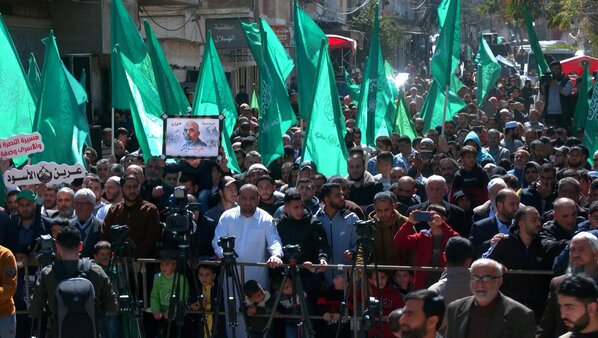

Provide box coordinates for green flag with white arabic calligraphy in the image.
[193,31,240,173]
[475,36,501,105]
[31,31,88,165]
[584,80,598,166]
[303,41,348,176]
[573,62,591,131]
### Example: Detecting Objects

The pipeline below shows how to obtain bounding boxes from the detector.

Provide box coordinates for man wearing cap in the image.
[472,178,508,223]
[101,175,162,258]
[566,146,586,171]
[541,60,573,127]
[500,121,524,154]
[104,176,122,204]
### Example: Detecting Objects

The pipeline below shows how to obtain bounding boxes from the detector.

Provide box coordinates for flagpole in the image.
[111,107,115,155]
[441,84,450,136]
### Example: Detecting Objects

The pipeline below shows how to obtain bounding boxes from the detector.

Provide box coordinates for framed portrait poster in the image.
[163,115,221,159]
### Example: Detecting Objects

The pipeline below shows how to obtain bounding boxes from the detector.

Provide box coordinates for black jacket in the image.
[275,209,331,264]
[520,182,557,215]
[489,228,553,320]
[408,200,470,237]
[540,220,575,262]
[469,216,501,259]
[69,216,102,258]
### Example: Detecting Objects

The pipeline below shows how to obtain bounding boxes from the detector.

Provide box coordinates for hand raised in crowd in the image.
[437,135,449,154]
[266,255,283,268]
[343,250,354,261]
[536,180,552,198]
[490,233,508,246]
[428,211,443,228]
[302,259,328,273]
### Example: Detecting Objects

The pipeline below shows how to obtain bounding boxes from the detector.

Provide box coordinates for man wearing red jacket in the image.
[394,205,460,289]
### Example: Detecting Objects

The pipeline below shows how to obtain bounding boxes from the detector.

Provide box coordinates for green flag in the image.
[303,41,348,176]
[240,19,294,81]
[524,3,550,76]
[31,31,89,165]
[393,91,417,140]
[251,89,259,109]
[144,20,191,115]
[355,2,393,147]
[113,47,163,162]
[344,68,360,106]
[0,14,36,167]
[584,84,598,166]
[573,61,591,131]
[257,21,295,166]
[193,32,241,173]
[28,53,41,102]
[475,36,501,105]
[78,69,92,148]
[421,0,464,131]
[111,0,155,109]
[294,0,327,120]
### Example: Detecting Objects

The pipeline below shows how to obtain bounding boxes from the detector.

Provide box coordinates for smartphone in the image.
[414,211,433,222]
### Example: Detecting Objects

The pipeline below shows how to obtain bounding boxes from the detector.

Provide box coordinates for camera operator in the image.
[540,60,573,128]
[28,225,118,337]
[275,189,330,294]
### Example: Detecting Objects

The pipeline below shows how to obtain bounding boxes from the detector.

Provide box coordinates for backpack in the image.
[55,258,97,338]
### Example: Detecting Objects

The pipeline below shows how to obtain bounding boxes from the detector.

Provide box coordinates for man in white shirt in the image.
[212,184,283,336]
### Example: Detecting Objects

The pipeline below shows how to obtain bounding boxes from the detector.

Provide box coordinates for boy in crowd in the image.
[451,145,489,207]
[244,280,275,338]
[359,270,404,338]
[316,272,351,336]
[148,260,189,337]
[187,265,225,337]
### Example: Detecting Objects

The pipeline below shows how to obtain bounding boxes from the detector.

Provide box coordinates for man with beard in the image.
[539,232,598,338]
[101,175,162,258]
[346,149,383,208]
[104,176,123,204]
[567,146,586,171]
[472,178,508,223]
[397,290,445,338]
[484,129,511,164]
[541,197,580,262]
[438,158,459,193]
[521,163,559,215]
[556,276,598,337]
[140,157,174,214]
[445,258,535,338]
[392,176,421,215]
[469,189,520,258]
[54,187,75,220]
[488,206,552,320]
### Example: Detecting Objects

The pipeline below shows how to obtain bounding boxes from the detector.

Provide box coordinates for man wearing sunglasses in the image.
[445,258,535,338]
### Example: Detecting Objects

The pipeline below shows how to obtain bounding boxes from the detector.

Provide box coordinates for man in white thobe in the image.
[212,184,283,336]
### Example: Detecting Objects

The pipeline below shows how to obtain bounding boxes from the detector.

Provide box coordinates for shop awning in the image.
[560,55,598,76]
[327,34,357,52]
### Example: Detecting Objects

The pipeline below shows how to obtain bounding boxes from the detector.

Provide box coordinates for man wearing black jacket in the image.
[540,197,581,262]
[489,206,552,320]
[275,189,330,296]
[520,163,558,215]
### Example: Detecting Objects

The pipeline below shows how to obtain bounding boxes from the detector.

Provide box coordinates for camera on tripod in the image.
[110,224,130,249]
[32,234,56,268]
[164,186,192,233]
[355,220,376,239]
[283,244,301,261]
[218,236,236,256]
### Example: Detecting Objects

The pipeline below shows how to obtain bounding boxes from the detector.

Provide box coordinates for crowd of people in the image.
[0,53,596,338]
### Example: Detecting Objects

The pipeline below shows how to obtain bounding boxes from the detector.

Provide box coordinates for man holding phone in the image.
[394,205,460,289]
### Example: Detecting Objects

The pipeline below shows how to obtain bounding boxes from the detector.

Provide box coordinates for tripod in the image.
[210,236,250,338]
[262,247,315,338]
[336,220,382,338]
[29,235,55,338]
[109,232,144,338]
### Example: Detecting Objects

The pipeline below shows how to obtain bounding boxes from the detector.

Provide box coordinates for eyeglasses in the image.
[470,275,501,283]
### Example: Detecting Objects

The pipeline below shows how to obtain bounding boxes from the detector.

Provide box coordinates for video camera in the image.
[354,220,376,239]
[283,244,301,262]
[164,186,193,233]
[110,224,130,247]
[218,236,236,257]
[33,234,56,268]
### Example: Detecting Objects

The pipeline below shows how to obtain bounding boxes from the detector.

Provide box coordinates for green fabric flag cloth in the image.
[31,31,89,166]
[111,0,155,109]
[344,68,360,106]
[584,84,598,166]
[420,81,466,131]
[251,89,259,109]
[192,32,241,173]
[355,2,393,147]
[240,19,294,82]
[303,41,348,176]
[0,14,36,167]
[144,20,191,115]
[256,21,295,166]
[28,53,41,102]
[573,62,591,130]
[78,69,92,148]
[294,0,327,120]
[524,3,550,77]
[421,0,464,132]
[112,47,163,162]
[431,0,460,89]
[475,36,501,105]
[393,91,417,140]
